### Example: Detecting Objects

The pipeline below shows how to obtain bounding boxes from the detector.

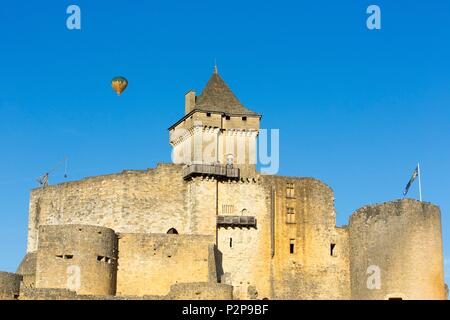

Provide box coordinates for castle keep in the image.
[0,70,446,300]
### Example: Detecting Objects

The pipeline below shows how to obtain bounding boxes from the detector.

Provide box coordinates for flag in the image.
[403,166,419,196]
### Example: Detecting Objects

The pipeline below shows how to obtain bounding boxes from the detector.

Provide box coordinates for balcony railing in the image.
[217,215,257,228]
[182,164,240,180]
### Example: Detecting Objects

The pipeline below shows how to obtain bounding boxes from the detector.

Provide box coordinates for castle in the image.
[0,69,447,300]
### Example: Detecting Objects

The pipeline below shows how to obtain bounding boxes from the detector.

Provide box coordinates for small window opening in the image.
[56,255,63,259]
[97,256,104,261]
[286,182,295,198]
[230,238,233,248]
[225,115,230,120]
[206,112,211,117]
[222,204,234,214]
[289,239,295,254]
[330,243,336,256]
[167,228,179,234]
[64,255,73,259]
[242,116,247,121]
[286,207,295,224]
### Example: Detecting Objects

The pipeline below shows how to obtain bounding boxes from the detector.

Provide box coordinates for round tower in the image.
[35,225,118,296]
[349,199,445,300]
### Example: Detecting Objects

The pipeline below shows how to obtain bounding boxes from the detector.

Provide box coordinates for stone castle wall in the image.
[16,225,223,300]
[267,176,350,299]
[35,225,118,296]
[116,233,215,297]
[17,162,445,300]
[167,282,233,300]
[2,69,445,300]
[349,199,446,300]
[27,163,194,253]
[17,283,233,300]
[0,272,21,300]
[215,178,272,300]
[189,174,351,300]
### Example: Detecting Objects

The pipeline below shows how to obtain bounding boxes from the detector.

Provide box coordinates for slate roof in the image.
[194,70,259,116]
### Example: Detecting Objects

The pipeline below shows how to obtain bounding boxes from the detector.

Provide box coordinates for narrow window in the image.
[330,243,336,256]
[225,115,230,120]
[286,207,295,224]
[286,182,295,198]
[206,112,211,117]
[229,238,233,248]
[64,255,73,259]
[242,116,247,121]
[289,239,295,254]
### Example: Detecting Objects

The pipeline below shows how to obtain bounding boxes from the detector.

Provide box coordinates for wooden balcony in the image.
[217,215,257,228]
[182,164,240,180]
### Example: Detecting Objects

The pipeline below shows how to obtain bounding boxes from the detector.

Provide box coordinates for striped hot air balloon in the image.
[111,76,128,96]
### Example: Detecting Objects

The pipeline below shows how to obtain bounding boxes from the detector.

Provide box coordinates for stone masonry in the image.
[0,69,446,300]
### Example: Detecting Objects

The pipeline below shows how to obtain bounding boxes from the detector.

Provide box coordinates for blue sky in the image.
[0,1,449,284]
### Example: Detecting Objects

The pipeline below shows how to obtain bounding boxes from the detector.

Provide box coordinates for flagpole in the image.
[418,162,422,202]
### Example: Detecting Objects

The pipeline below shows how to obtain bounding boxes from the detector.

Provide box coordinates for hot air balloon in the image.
[111,76,128,96]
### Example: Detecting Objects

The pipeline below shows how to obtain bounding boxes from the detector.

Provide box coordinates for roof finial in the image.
[214,59,218,74]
